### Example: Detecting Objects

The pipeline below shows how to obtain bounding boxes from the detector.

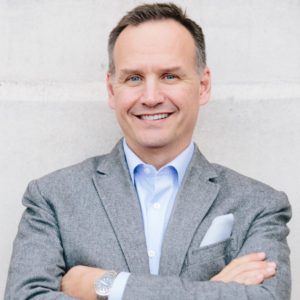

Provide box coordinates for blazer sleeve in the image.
[121,191,292,300]
[5,180,77,299]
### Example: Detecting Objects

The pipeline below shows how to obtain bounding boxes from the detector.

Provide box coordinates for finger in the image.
[211,260,276,283]
[219,252,268,278]
[227,261,276,280]
[222,252,266,274]
[234,266,277,285]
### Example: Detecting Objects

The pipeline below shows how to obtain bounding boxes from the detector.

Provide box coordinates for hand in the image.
[210,252,276,285]
[61,265,107,300]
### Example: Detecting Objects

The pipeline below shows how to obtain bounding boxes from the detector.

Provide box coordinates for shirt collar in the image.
[123,139,194,185]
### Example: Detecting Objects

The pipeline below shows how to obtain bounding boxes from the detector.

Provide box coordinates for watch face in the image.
[95,271,117,296]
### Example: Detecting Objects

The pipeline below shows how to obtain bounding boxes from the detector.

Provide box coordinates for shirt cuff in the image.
[108,272,130,300]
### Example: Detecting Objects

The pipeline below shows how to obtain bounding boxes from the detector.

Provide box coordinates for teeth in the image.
[140,113,169,121]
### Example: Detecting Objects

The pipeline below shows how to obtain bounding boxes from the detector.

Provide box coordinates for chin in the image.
[136,137,173,150]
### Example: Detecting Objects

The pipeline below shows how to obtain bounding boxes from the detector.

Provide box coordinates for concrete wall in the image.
[1,0,299,298]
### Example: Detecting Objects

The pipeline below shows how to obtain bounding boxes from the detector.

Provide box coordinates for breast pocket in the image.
[181,237,235,281]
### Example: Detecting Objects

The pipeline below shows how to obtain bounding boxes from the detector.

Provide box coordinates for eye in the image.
[163,74,177,80]
[128,75,142,82]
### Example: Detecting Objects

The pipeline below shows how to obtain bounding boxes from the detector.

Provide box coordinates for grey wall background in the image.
[1,0,299,298]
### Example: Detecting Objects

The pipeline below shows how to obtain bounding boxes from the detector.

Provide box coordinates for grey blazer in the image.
[5,141,291,299]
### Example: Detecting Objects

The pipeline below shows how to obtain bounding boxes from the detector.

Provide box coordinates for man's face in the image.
[107,19,211,161]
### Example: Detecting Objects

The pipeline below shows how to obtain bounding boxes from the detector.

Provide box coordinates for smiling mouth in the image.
[138,113,171,121]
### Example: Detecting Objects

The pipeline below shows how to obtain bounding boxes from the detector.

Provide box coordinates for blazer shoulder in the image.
[29,154,109,193]
[211,163,290,208]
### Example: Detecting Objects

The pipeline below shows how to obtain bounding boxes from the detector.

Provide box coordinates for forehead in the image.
[113,19,197,71]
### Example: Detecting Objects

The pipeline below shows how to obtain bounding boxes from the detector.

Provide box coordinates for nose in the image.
[140,78,164,107]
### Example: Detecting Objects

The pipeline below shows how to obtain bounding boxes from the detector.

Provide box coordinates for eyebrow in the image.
[118,69,141,77]
[160,66,183,73]
[118,66,184,77]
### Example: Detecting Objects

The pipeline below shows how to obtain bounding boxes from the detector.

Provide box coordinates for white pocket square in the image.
[200,213,234,248]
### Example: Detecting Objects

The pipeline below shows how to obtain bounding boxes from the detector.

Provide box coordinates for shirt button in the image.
[153,202,161,209]
[148,250,156,258]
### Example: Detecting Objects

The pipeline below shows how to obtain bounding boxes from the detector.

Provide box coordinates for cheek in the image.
[168,88,200,113]
[114,89,141,112]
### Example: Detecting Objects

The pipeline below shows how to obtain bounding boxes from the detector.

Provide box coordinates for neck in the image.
[125,140,192,169]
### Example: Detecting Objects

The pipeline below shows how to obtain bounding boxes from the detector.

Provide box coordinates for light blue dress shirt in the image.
[109,140,194,300]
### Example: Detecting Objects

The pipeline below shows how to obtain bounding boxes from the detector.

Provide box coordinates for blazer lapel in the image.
[159,146,220,276]
[92,141,149,274]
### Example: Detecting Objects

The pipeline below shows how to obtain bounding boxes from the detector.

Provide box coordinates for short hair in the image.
[108,2,206,74]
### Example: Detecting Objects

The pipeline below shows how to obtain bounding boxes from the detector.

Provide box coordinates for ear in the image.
[198,67,211,106]
[106,73,116,110]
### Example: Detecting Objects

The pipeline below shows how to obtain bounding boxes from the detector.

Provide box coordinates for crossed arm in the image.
[61,198,290,300]
[61,252,277,300]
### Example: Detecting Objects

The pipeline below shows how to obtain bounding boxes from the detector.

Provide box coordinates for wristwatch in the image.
[95,270,118,300]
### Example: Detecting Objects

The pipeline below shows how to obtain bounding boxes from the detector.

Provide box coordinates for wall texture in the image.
[1,0,299,298]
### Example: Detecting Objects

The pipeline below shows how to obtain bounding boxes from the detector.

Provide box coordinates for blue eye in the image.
[129,75,141,81]
[164,74,176,80]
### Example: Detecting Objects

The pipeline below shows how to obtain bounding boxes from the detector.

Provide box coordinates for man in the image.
[5,3,291,300]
